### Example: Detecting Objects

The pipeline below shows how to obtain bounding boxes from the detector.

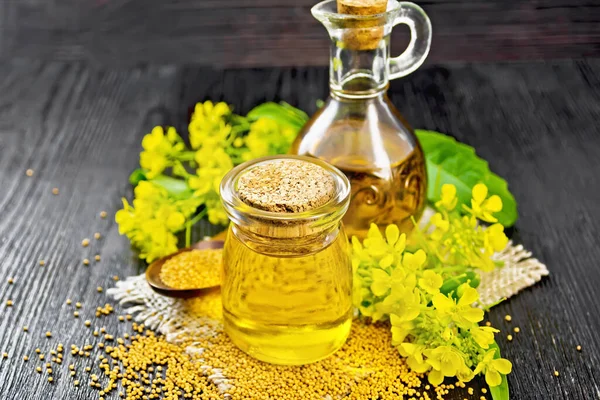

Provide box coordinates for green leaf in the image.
[415,130,518,227]
[247,102,309,130]
[489,341,510,400]
[129,169,147,186]
[150,175,193,199]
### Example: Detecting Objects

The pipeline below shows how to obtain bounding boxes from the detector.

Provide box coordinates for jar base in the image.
[223,309,352,365]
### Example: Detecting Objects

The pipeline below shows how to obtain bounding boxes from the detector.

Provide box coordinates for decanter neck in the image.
[328,39,390,99]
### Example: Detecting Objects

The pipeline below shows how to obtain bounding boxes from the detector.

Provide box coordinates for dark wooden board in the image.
[0,59,599,399]
[1,0,600,67]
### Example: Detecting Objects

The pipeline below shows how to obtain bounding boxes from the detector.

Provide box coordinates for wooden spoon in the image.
[145,240,224,299]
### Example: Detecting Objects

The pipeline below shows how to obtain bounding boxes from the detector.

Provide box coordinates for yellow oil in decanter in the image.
[221,227,353,365]
[291,118,427,239]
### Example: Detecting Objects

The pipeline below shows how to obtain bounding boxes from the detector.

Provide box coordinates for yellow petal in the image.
[458,287,480,306]
[394,233,407,253]
[432,293,455,312]
[484,195,503,212]
[428,368,444,386]
[379,254,394,268]
[385,224,400,246]
[492,358,513,375]
[370,269,391,297]
[472,183,488,205]
[351,236,363,252]
[407,356,431,373]
[461,307,484,323]
[367,223,382,239]
[485,370,502,387]
[441,184,456,202]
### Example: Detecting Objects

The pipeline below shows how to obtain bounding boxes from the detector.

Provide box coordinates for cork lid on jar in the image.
[237,159,335,213]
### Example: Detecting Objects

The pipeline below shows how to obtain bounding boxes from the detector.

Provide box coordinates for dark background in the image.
[0,1,600,400]
[1,0,600,67]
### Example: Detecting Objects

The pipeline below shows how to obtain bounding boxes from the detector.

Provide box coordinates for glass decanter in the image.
[290,0,432,239]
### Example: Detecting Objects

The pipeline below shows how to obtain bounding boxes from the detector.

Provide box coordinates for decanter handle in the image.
[388,2,432,80]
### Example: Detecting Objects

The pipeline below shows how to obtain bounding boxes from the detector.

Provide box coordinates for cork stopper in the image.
[337,0,387,50]
[337,0,387,16]
[237,159,335,213]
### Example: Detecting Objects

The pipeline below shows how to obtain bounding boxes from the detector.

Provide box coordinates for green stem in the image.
[432,265,469,274]
[184,209,208,248]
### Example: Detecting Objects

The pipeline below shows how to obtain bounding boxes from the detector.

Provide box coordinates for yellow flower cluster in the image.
[187,101,302,225]
[115,181,201,262]
[427,183,509,271]
[351,182,513,389]
[116,100,305,261]
[139,126,193,179]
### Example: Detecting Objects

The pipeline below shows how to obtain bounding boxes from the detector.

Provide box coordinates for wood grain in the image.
[1,0,600,67]
[0,60,599,398]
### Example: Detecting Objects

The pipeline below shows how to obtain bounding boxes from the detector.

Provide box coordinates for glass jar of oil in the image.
[290,0,432,239]
[220,155,352,365]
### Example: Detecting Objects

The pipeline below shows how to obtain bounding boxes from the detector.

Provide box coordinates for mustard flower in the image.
[432,286,484,327]
[466,183,503,223]
[436,183,458,211]
[473,349,513,386]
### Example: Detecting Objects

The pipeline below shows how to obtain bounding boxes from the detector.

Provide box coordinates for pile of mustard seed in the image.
[237,159,335,213]
[159,249,222,290]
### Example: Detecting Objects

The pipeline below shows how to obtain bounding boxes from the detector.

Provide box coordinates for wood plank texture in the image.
[1,0,600,67]
[0,60,599,399]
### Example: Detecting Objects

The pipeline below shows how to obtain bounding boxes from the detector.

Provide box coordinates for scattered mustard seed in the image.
[83,259,90,266]
[23,355,28,361]
[505,314,512,322]
[577,345,582,351]
[100,211,108,219]
[6,300,13,307]
[485,321,491,327]
[2,352,8,358]
[507,334,513,342]
[482,388,488,394]
[113,275,119,281]
[66,299,72,305]
[554,370,560,377]
[514,327,520,333]
[73,311,79,318]
[70,371,75,377]
[52,188,59,195]
[97,286,103,293]
[7,278,14,284]
[118,316,124,322]
[23,326,28,332]
[84,320,91,327]
[82,238,90,247]
[26,169,34,177]
[45,331,52,338]
[75,302,82,308]
[39,260,46,266]
[36,366,42,373]
[39,354,44,360]
[468,388,474,395]
[74,380,79,386]
[95,255,101,262]
[48,377,53,383]
[94,232,101,240]
[35,348,41,354]
[85,367,91,372]
[93,331,99,337]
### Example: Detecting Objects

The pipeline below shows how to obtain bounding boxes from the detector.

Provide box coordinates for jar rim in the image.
[220,155,350,224]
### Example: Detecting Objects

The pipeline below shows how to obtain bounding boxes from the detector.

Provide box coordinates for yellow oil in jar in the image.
[221,226,353,365]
